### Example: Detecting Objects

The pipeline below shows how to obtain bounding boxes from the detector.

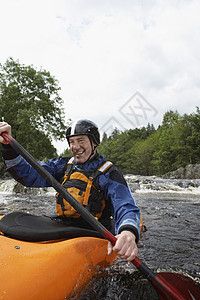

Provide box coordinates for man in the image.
[0,120,141,262]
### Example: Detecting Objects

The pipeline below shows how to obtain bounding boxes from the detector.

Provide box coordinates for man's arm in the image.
[100,166,141,261]
[0,122,67,187]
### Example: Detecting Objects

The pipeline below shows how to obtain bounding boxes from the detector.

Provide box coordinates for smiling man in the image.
[0,119,141,261]
[68,135,96,163]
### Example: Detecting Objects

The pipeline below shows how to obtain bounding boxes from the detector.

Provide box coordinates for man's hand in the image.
[107,230,138,262]
[0,122,11,144]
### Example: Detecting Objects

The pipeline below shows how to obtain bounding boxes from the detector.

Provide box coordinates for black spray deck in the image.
[0,211,104,242]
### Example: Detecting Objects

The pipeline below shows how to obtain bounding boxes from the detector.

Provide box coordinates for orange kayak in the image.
[0,212,142,300]
[0,234,116,300]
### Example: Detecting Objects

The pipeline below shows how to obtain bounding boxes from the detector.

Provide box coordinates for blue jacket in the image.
[2,145,141,241]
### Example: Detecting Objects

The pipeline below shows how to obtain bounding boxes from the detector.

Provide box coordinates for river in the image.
[0,176,200,299]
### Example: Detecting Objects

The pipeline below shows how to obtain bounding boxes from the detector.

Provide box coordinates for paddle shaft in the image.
[1,132,186,300]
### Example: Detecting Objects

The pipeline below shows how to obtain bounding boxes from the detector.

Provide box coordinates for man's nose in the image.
[72,141,80,149]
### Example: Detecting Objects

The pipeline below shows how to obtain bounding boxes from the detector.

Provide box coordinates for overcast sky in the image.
[1,0,200,153]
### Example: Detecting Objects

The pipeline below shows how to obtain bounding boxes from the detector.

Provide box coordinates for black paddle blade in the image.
[158,272,200,300]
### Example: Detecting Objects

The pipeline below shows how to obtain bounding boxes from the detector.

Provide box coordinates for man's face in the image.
[69,135,95,163]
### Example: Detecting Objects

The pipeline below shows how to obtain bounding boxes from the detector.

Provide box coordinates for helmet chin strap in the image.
[84,137,96,163]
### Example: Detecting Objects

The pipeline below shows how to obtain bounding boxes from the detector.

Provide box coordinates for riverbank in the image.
[162,164,200,179]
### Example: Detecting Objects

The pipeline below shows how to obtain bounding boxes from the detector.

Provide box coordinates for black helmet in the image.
[66,119,100,145]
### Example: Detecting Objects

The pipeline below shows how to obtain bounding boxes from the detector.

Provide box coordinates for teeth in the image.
[76,151,84,155]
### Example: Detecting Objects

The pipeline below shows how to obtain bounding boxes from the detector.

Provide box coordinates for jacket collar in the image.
[74,153,106,171]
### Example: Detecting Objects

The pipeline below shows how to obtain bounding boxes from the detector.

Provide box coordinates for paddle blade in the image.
[157,272,200,300]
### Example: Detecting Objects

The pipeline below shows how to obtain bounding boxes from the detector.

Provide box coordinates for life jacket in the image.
[56,157,113,219]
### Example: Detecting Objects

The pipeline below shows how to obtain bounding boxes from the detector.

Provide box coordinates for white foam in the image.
[0,179,17,195]
[125,174,200,196]
[0,179,56,196]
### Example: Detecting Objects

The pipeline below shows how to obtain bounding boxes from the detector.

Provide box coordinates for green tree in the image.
[150,109,200,174]
[102,132,108,143]
[153,110,181,174]
[99,124,157,173]
[108,127,121,141]
[124,132,159,175]
[94,109,200,176]
[60,147,73,158]
[162,110,180,128]
[171,108,200,168]
[186,107,200,163]
[0,58,66,160]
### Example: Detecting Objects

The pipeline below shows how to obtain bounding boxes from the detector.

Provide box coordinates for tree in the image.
[162,110,180,128]
[102,132,108,143]
[171,108,200,167]
[0,58,66,160]
[93,109,200,176]
[60,147,73,158]
[152,110,181,174]
[108,127,121,141]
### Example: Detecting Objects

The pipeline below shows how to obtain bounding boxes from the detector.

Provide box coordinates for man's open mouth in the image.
[75,151,84,155]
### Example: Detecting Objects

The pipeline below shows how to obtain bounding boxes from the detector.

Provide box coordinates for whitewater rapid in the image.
[1,175,200,196]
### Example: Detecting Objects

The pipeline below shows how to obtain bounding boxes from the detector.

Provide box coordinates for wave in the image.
[0,176,200,197]
[0,179,55,196]
[125,175,200,195]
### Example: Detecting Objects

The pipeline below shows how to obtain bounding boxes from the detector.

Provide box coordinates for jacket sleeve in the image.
[1,144,67,187]
[99,166,141,243]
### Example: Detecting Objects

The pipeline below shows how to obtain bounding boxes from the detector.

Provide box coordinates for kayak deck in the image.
[0,212,117,299]
[0,211,106,242]
[0,212,142,299]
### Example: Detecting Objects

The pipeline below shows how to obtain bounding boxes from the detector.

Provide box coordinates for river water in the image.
[0,176,200,299]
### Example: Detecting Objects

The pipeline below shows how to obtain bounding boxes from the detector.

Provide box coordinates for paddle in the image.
[1,132,200,300]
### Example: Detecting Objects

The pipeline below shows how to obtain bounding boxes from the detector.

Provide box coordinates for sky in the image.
[0,0,200,153]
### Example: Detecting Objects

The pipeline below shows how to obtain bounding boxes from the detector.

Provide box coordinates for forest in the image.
[1,58,199,176]
[0,58,66,160]
[97,108,200,176]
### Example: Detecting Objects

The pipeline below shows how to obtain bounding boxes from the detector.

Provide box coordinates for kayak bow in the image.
[0,213,117,300]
